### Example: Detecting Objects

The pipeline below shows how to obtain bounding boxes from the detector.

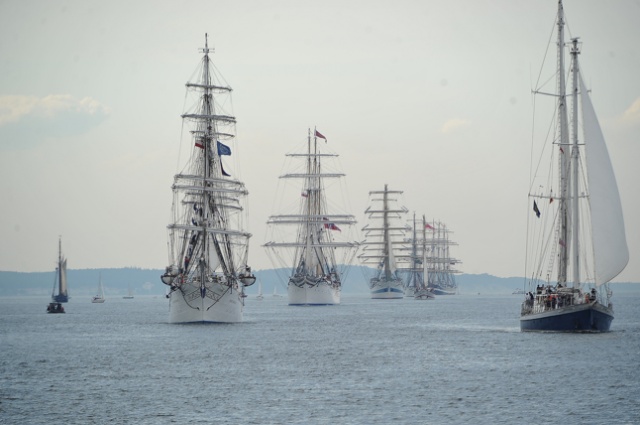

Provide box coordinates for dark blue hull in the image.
[520,302,613,332]
[53,294,69,303]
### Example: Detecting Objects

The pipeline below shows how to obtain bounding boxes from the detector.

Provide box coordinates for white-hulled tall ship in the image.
[520,1,628,332]
[161,35,255,323]
[264,129,359,305]
[359,185,408,299]
[425,220,461,296]
[407,214,436,300]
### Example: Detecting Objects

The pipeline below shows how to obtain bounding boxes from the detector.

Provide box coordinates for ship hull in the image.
[169,282,243,324]
[520,302,613,332]
[370,279,404,299]
[53,294,69,303]
[288,283,340,305]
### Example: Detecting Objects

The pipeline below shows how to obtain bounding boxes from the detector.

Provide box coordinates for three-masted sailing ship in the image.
[520,1,628,332]
[359,185,408,299]
[161,35,255,323]
[264,129,359,305]
[425,220,460,296]
[403,214,436,300]
[47,237,68,314]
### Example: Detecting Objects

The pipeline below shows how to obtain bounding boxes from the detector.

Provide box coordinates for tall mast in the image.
[557,0,570,285]
[383,185,391,280]
[570,37,581,287]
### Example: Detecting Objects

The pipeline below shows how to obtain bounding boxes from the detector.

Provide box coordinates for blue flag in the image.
[217,141,231,156]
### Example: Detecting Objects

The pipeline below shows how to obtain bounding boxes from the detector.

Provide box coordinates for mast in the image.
[383,185,391,280]
[569,37,581,287]
[557,0,570,285]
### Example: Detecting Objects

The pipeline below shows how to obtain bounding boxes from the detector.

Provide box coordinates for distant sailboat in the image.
[92,274,105,303]
[256,280,264,300]
[520,0,628,332]
[123,284,134,299]
[47,237,67,314]
[412,215,436,300]
[359,184,408,299]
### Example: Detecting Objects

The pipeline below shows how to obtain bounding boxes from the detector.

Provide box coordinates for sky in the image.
[0,0,638,282]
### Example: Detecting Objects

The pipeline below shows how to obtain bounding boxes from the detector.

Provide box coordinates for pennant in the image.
[533,200,541,218]
[195,141,204,149]
[315,130,327,142]
[425,223,435,230]
[301,191,309,198]
[560,147,564,154]
[217,141,231,156]
[559,239,566,247]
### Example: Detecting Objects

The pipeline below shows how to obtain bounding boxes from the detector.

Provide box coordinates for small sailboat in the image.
[264,129,359,305]
[359,184,408,299]
[520,1,628,332]
[91,274,105,303]
[47,237,68,314]
[256,280,264,300]
[123,284,134,299]
[160,34,256,323]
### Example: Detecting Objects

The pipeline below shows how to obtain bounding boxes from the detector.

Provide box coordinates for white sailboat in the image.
[359,184,408,299]
[92,274,105,303]
[122,284,134,299]
[160,34,256,323]
[520,1,628,332]
[264,129,359,305]
[256,280,264,300]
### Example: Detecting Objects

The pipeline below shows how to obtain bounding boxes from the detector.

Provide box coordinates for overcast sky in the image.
[1,0,638,283]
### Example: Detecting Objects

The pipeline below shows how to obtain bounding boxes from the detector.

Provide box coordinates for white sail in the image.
[580,76,629,285]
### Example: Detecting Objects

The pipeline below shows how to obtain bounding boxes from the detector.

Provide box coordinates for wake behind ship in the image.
[160,35,255,323]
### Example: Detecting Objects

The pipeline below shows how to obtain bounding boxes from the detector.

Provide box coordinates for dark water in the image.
[1,293,639,424]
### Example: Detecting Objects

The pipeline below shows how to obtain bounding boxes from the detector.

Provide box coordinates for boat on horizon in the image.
[264,129,359,306]
[359,184,408,299]
[47,237,68,314]
[520,1,628,332]
[92,273,105,303]
[160,34,256,323]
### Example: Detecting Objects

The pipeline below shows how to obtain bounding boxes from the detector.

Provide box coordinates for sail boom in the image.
[280,173,345,178]
[185,82,232,92]
[181,113,236,124]
[172,184,248,196]
[167,224,251,238]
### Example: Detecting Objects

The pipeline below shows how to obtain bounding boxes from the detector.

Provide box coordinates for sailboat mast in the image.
[570,37,581,287]
[304,129,312,272]
[383,185,391,280]
[557,0,570,285]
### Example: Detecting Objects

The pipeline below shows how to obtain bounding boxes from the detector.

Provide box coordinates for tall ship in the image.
[264,129,359,305]
[47,237,68,314]
[520,1,628,332]
[359,185,408,299]
[400,214,436,300]
[425,220,460,296]
[160,35,256,323]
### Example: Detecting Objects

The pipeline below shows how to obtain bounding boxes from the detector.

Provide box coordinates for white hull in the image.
[370,279,404,299]
[169,282,243,323]
[91,297,105,303]
[288,283,340,305]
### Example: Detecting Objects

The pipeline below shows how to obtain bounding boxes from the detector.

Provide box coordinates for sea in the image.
[1,292,639,425]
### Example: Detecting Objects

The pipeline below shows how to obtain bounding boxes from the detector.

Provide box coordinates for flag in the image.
[533,200,541,218]
[425,223,435,230]
[315,130,327,142]
[217,141,231,156]
[195,141,204,149]
[322,217,341,231]
[559,239,566,247]
[560,147,564,154]
[301,191,309,198]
